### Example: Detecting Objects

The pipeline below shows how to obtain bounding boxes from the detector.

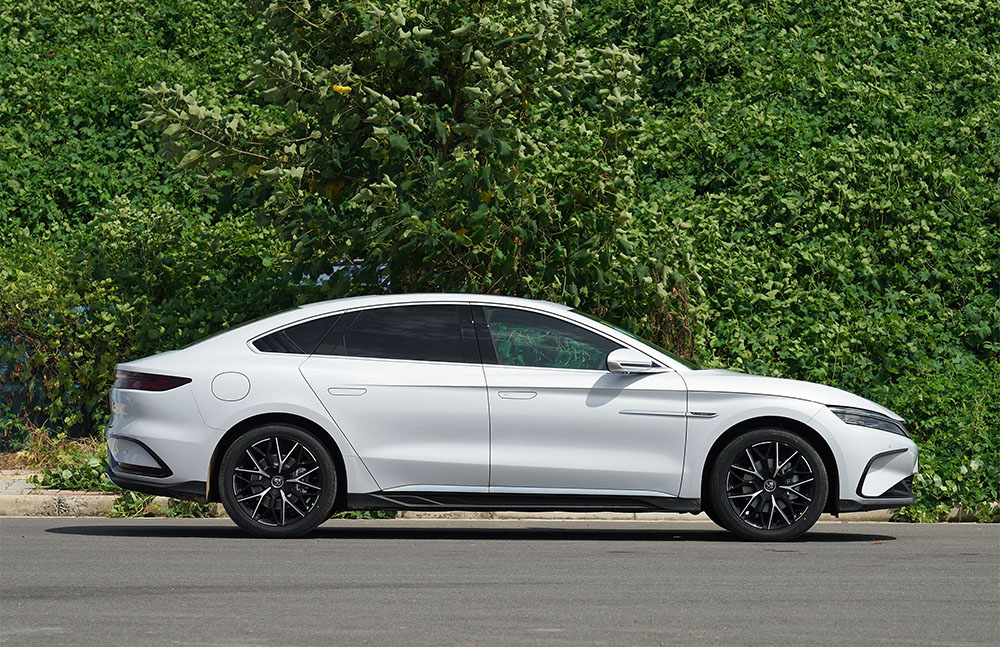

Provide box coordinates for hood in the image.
[683,369,902,421]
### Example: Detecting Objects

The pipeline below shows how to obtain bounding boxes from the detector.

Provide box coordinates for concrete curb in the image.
[0,494,118,517]
[0,494,228,518]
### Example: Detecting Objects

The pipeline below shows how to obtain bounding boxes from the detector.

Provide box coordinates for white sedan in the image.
[106,294,918,540]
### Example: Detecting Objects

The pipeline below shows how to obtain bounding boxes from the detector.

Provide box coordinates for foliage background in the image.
[1,0,997,520]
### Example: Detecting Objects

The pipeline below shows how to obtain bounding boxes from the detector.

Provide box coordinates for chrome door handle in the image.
[497,390,537,400]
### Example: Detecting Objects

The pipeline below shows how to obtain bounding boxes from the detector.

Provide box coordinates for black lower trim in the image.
[838,497,915,513]
[347,492,701,514]
[106,469,208,503]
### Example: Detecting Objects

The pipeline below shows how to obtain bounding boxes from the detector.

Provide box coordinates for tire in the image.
[701,500,730,531]
[219,424,338,538]
[708,428,828,541]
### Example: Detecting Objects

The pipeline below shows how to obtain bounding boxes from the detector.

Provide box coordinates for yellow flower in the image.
[333,85,352,94]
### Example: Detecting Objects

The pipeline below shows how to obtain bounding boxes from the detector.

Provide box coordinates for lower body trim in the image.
[838,497,915,513]
[347,492,701,513]
[106,469,208,503]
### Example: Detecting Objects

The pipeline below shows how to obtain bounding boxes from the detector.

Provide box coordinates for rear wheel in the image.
[219,424,338,538]
[708,428,828,541]
[701,500,729,530]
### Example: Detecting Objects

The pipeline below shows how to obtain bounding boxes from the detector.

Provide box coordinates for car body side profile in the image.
[106,294,917,540]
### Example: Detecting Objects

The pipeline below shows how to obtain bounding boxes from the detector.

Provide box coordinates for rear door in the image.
[299,303,489,491]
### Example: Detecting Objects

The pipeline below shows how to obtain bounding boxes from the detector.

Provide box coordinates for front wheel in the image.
[219,424,338,538]
[708,428,829,541]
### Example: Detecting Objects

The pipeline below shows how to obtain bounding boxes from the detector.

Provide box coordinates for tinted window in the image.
[571,309,700,369]
[321,305,475,363]
[483,307,622,370]
[253,315,341,354]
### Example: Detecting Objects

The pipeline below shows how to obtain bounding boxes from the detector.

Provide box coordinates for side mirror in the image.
[606,348,665,374]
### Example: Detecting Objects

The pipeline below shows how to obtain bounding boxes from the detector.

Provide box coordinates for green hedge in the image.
[0,200,316,445]
[1,0,996,520]
[0,0,259,230]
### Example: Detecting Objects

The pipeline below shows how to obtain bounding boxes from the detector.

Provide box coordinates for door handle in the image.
[497,390,537,400]
[327,387,367,396]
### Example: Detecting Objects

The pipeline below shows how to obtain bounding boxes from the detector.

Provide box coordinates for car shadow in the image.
[45,521,897,543]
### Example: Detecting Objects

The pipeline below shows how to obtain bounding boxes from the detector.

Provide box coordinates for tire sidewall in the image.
[219,424,338,538]
[709,428,829,541]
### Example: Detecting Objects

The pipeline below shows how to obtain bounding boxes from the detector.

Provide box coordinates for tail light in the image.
[114,371,192,392]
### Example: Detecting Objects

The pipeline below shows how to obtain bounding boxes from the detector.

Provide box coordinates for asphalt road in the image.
[1,518,997,647]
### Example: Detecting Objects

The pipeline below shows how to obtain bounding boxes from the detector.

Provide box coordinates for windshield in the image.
[571,310,701,370]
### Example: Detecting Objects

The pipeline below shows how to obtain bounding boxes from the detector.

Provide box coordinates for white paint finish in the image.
[117,351,377,491]
[485,365,688,496]
[211,372,250,401]
[684,369,901,419]
[341,455,381,493]
[106,293,920,516]
[299,355,490,490]
[605,348,664,374]
[106,383,219,485]
[678,393,826,499]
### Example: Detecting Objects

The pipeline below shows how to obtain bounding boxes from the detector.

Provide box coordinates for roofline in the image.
[299,293,571,313]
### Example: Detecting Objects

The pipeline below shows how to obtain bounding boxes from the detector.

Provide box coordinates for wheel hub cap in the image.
[231,436,323,527]
[725,440,817,531]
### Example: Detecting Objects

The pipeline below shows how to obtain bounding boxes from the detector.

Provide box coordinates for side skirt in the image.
[346,492,701,514]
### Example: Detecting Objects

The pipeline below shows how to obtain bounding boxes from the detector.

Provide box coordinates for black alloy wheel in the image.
[219,424,338,538]
[708,428,828,541]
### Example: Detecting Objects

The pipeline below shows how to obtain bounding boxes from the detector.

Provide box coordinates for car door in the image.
[477,305,688,497]
[299,303,489,491]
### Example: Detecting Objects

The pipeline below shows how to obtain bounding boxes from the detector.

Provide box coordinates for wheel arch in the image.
[207,412,348,510]
[700,416,841,514]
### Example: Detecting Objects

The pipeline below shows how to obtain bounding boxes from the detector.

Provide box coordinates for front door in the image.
[478,306,688,496]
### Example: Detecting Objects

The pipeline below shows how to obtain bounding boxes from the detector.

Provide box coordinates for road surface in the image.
[2,518,997,646]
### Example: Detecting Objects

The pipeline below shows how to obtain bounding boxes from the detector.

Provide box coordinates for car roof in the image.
[297,293,571,313]
[194,293,571,348]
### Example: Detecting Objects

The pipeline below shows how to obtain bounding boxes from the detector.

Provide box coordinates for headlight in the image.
[829,406,909,437]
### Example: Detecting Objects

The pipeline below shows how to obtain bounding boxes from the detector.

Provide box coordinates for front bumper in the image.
[808,406,919,512]
[838,446,918,513]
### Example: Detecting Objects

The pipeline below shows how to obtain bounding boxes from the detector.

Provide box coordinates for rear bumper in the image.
[106,382,220,486]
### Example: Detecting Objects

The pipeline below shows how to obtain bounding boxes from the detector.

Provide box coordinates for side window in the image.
[253,315,341,354]
[482,307,623,370]
[317,304,477,363]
